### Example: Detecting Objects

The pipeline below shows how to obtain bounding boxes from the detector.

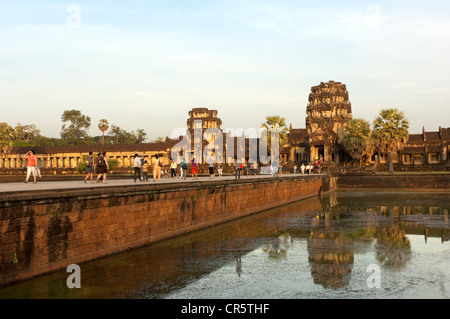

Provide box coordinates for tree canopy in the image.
[261,115,289,147]
[60,109,92,144]
[342,118,373,165]
[373,108,409,173]
[0,122,15,159]
[98,119,109,145]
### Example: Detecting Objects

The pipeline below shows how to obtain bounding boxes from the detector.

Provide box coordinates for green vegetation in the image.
[1,109,149,147]
[98,119,109,145]
[373,108,409,174]
[342,108,410,173]
[260,115,289,147]
[53,208,63,220]
[342,118,374,166]
[0,122,15,160]
[60,109,92,145]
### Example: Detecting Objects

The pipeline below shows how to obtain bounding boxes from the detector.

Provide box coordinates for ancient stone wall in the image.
[336,174,450,191]
[0,176,325,287]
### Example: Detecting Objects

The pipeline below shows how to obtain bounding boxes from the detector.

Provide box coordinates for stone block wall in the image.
[336,174,450,191]
[0,176,325,287]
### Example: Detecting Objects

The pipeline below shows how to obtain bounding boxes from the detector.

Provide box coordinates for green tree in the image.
[60,109,91,145]
[261,115,289,148]
[342,119,374,166]
[373,108,409,174]
[0,122,15,162]
[34,136,67,147]
[109,125,126,144]
[109,125,147,144]
[152,136,165,143]
[135,128,147,143]
[98,119,109,145]
[14,123,41,145]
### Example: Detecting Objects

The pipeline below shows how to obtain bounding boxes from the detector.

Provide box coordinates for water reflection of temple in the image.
[307,213,354,290]
[1,192,448,298]
[320,192,450,244]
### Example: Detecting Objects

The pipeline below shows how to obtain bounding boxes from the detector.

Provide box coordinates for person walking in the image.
[153,154,162,182]
[301,163,305,175]
[252,161,258,175]
[170,160,177,178]
[180,158,188,180]
[218,163,223,177]
[84,151,94,184]
[293,165,298,174]
[271,161,279,178]
[245,160,250,176]
[140,155,146,180]
[191,156,198,180]
[208,156,215,178]
[133,154,142,182]
[234,160,241,180]
[96,152,109,184]
[24,150,38,184]
[142,160,149,182]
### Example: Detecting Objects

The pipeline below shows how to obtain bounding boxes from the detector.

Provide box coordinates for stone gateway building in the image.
[1,81,449,174]
[306,81,353,163]
[282,81,449,171]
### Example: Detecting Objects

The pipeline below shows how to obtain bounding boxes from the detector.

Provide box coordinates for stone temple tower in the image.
[187,108,223,144]
[305,81,353,163]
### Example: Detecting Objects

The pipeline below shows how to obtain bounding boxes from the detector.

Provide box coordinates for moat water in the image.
[1,191,450,299]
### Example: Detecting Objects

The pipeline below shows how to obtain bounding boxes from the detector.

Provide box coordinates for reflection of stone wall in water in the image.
[307,216,354,290]
[375,226,411,267]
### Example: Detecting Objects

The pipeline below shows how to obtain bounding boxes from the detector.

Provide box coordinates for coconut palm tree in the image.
[373,108,409,174]
[342,118,373,166]
[260,115,289,147]
[98,119,109,145]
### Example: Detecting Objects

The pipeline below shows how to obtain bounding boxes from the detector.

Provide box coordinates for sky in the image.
[1,0,450,140]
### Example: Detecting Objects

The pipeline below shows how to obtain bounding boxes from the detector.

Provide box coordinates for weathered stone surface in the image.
[0,176,325,287]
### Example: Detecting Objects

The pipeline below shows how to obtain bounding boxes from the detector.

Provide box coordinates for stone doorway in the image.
[314,145,325,161]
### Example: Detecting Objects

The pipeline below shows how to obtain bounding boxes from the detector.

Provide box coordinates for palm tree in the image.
[342,118,373,166]
[261,115,289,148]
[98,119,109,145]
[373,108,409,174]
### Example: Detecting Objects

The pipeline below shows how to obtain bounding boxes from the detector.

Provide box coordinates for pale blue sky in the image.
[1,0,450,139]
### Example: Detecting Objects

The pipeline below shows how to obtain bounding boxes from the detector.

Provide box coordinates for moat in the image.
[1,190,449,299]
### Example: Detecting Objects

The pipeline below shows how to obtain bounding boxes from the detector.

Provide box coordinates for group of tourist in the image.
[132,154,164,183]
[233,160,260,179]
[84,151,109,184]
[293,157,323,175]
[22,149,323,186]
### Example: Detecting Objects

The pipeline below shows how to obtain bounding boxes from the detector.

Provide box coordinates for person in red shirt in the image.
[24,150,38,184]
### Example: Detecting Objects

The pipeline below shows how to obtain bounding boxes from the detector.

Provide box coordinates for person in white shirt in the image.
[170,160,178,178]
[208,157,215,178]
[133,154,142,182]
